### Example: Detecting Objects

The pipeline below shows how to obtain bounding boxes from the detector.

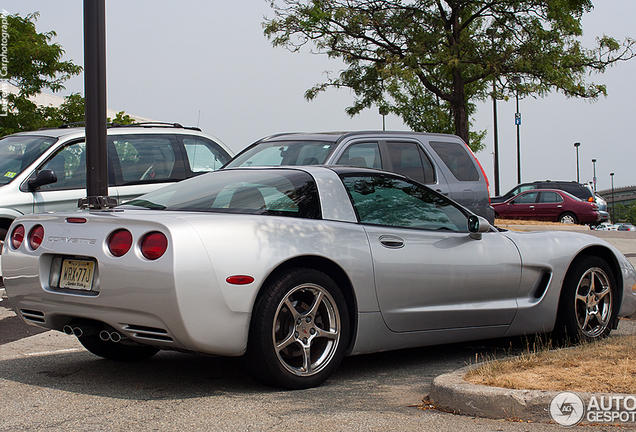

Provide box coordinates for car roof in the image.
[256,130,460,144]
[6,123,213,140]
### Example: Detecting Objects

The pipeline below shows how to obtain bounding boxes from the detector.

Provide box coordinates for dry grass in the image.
[465,333,636,394]
[495,218,575,227]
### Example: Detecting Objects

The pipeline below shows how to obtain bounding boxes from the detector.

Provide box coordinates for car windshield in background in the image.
[0,135,57,186]
[121,169,321,219]
[225,141,337,168]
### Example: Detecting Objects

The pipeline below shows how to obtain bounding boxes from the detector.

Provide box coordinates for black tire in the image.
[553,256,617,344]
[245,268,350,389]
[78,335,159,361]
[559,212,578,224]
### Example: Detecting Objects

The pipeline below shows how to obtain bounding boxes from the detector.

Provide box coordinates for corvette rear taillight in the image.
[11,225,25,249]
[28,225,45,250]
[108,229,133,257]
[140,232,168,260]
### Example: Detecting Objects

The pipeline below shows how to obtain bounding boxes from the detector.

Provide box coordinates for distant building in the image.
[598,186,636,206]
[4,83,154,123]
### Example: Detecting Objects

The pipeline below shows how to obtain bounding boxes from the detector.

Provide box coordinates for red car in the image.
[492,189,600,224]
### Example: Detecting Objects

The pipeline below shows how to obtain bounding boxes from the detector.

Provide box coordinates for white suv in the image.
[0,123,233,294]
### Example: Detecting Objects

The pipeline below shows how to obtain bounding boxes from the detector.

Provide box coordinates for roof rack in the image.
[50,121,202,131]
[109,122,202,131]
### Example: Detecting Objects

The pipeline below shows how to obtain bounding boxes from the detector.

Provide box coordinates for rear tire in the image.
[553,256,616,344]
[79,335,159,361]
[245,268,350,389]
[559,213,577,224]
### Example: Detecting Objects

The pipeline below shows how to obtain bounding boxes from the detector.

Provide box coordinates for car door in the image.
[341,174,521,332]
[31,140,118,212]
[536,191,564,221]
[505,191,540,219]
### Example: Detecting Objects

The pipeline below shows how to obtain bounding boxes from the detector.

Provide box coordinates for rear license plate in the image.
[60,260,95,290]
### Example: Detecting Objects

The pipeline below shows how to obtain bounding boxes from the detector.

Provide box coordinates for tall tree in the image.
[264,0,635,151]
[0,12,82,136]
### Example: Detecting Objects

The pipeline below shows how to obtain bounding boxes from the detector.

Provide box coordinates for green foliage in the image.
[108,111,136,125]
[613,203,636,224]
[265,0,635,150]
[0,13,136,137]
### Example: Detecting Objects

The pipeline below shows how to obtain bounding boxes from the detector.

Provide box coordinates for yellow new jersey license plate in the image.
[60,260,95,290]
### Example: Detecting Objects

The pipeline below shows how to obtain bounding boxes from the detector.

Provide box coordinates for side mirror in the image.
[468,215,491,240]
[27,169,57,191]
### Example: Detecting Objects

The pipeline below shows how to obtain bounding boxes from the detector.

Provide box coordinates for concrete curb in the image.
[429,364,631,424]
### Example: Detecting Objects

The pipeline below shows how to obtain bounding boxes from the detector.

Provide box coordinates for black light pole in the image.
[610,172,615,222]
[492,80,500,196]
[512,76,522,184]
[574,142,581,182]
[592,159,597,192]
[80,0,116,209]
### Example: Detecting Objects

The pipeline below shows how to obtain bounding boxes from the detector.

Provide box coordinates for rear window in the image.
[225,141,336,168]
[429,141,479,181]
[122,169,321,219]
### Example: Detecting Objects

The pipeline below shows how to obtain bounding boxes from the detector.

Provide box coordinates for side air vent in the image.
[533,272,553,299]
[20,309,46,323]
[123,324,173,342]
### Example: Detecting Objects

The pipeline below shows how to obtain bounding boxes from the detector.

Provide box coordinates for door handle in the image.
[379,235,404,249]
[529,205,534,209]
[436,189,449,196]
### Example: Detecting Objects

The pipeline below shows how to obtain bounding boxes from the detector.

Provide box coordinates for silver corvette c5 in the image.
[3,166,636,389]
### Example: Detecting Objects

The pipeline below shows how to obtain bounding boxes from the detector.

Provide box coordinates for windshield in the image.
[224,140,337,168]
[121,168,321,219]
[0,135,57,186]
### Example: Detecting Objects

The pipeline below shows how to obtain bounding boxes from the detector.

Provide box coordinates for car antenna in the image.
[197,110,201,128]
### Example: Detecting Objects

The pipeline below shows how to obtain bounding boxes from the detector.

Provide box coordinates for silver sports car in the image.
[3,166,636,389]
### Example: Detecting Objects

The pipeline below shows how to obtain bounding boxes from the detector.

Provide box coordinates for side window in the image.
[539,192,563,203]
[40,141,87,190]
[513,191,539,204]
[429,141,480,181]
[342,175,468,231]
[111,135,179,184]
[386,142,435,184]
[336,142,381,169]
[182,137,230,173]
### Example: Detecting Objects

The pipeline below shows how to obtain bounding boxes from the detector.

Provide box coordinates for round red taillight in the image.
[11,225,25,249]
[140,232,168,260]
[108,229,133,257]
[28,225,45,250]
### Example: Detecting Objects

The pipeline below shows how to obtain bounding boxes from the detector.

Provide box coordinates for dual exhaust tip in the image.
[62,325,122,343]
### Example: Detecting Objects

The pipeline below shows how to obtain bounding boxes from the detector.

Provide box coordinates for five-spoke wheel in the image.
[554,256,616,343]
[246,268,349,389]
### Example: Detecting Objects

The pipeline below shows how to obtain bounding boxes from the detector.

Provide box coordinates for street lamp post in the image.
[610,172,615,222]
[592,159,597,192]
[492,80,500,196]
[512,76,522,184]
[574,142,581,182]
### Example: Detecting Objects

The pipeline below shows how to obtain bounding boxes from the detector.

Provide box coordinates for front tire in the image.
[246,268,350,389]
[553,256,616,344]
[79,335,159,361]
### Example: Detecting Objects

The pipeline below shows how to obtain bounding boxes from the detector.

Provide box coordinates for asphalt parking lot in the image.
[1,225,634,431]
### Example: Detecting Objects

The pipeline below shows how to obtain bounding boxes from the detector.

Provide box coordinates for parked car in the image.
[617,223,636,232]
[591,222,614,231]
[3,166,635,389]
[491,180,608,225]
[0,122,233,242]
[492,189,600,224]
[223,131,495,223]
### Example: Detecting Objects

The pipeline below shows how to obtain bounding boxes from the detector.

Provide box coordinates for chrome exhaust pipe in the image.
[99,330,111,341]
[98,330,122,342]
[73,327,83,337]
[109,332,122,343]
[63,325,74,335]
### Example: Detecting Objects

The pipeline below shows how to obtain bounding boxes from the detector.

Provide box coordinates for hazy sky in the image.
[4,1,635,193]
